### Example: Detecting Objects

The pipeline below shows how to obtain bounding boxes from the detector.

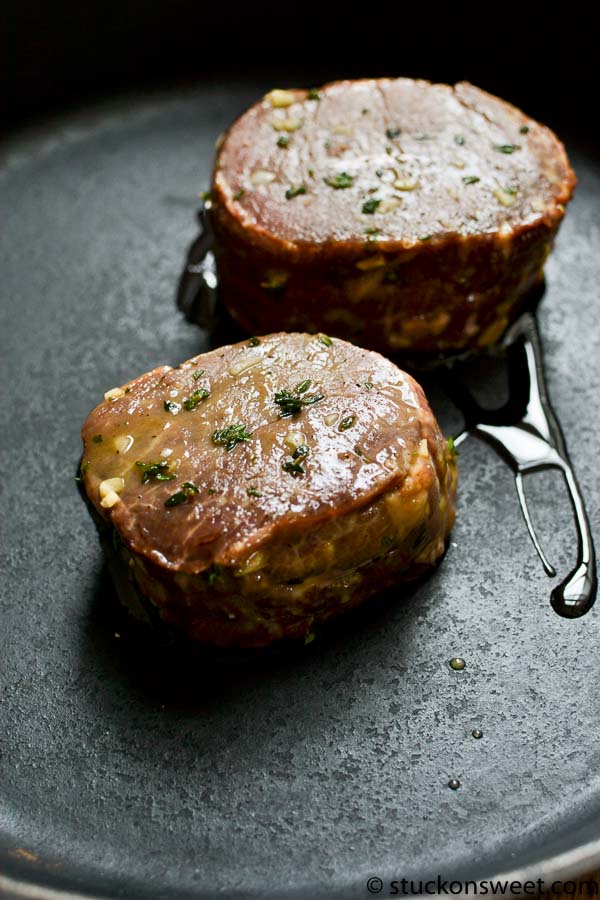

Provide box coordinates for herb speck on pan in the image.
[274,381,324,417]
[282,460,305,477]
[183,388,210,411]
[212,423,253,451]
[136,460,176,484]
[493,144,521,154]
[285,184,307,200]
[164,482,199,507]
[339,415,356,431]
[324,172,354,189]
[462,176,480,185]
[164,399,181,414]
[386,127,401,139]
[362,198,381,215]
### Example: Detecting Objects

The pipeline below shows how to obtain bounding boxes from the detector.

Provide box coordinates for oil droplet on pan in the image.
[471,729,483,739]
[448,778,461,790]
[449,657,466,671]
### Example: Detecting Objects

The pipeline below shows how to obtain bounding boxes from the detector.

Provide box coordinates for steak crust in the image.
[81,333,457,646]
[210,78,575,354]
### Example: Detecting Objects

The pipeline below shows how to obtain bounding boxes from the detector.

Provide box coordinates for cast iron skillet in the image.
[1,9,599,898]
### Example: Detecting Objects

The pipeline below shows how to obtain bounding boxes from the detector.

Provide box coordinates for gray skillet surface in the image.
[1,84,599,900]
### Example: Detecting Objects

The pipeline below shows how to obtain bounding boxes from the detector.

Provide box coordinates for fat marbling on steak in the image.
[210,78,575,355]
[80,333,457,647]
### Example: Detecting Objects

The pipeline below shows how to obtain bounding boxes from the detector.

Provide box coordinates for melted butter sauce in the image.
[177,210,596,618]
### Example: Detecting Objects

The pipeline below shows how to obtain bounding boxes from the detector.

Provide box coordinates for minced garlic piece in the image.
[250,170,276,186]
[104,387,125,401]
[393,176,420,191]
[114,434,134,454]
[378,198,402,214]
[284,431,306,452]
[356,254,386,271]
[228,350,263,376]
[494,188,517,208]
[271,117,303,132]
[236,551,266,576]
[265,89,295,108]
[99,477,125,509]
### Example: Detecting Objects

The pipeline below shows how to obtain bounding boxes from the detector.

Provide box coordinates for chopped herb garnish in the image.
[364,381,374,390]
[200,190,212,202]
[494,144,521,154]
[274,384,324,417]
[164,481,199,508]
[212,423,253,451]
[282,460,305,477]
[207,488,216,495]
[318,334,333,347]
[454,134,466,145]
[339,415,356,431]
[419,234,433,242]
[324,172,354,189]
[462,175,480,185]
[414,133,430,141]
[383,269,400,283]
[182,388,210,411]
[307,168,315,178]
[292,445,310,460]
[285,184,307,200]
[447,436,459,457]
[136,460,176,484]
[277,135,290,148]
[354,445,364,457]
[260,272,288,290]
[307,88,320,100]
[362,198,381,215]
[192,369,205,380]
[386,127,401,139]
[362,108,369,115]
[381,535,394,548]
[81,460,90,475]
[232,189,245,201]
[375,169,383,178]
[164,399,181,413]
[124,387,131,394]
[520,125,529,134]
[92,434,103,443]
[207,564,223,586]
[248,336,261,347]
[364,227,380,243]
[247,487,263,497]
[504,185,518,195]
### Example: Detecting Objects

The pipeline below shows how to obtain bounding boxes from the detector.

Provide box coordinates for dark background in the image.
[1,0,595,138]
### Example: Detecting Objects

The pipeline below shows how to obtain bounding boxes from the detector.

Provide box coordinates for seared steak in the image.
[210,79,575,355]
